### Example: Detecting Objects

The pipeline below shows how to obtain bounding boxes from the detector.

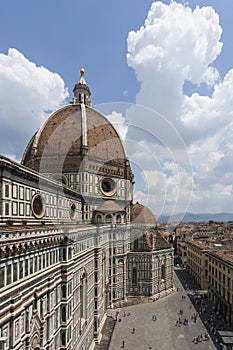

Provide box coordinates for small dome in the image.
[130,202,156,225]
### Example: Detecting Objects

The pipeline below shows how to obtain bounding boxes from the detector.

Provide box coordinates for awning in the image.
[218,331,233,337]
[221,336,233,345]
[217,331,233,345]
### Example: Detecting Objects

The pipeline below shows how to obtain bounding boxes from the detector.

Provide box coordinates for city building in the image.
[186,235,233,327]
[207,250,233,326]
[186,240,210,290]
[0,68,174,350]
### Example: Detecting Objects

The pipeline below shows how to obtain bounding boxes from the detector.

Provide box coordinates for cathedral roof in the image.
[95,200,124,212]
[130,202,156,225]
[21,68,132,179]
[22,105,126,165]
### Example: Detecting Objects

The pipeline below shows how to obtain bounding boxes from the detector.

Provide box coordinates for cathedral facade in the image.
[0,68,174,350]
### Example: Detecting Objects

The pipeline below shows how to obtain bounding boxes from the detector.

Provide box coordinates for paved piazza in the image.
[109,288,218,350]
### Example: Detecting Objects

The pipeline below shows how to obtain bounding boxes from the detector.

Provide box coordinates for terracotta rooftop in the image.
[130,202,156,225]
[22,104,127,170]
[95,200,124,212]
[208,250,233,264]
[188,240,214,250]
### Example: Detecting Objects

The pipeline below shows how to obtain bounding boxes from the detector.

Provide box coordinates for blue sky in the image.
[1,0,231,104]
[1,1,233,217]
[0,0,153,104]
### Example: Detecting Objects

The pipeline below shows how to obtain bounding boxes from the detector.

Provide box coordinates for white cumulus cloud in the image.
[0,48,68,160]
[126,1,233,215]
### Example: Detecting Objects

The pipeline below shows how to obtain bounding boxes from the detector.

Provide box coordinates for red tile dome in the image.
[22,104,128,173]
[130,202,156,225]
[21,68,133,182]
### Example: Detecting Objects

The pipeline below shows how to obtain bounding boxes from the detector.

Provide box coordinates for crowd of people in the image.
[192,333,210,343]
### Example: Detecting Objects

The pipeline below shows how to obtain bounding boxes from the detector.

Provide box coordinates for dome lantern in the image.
[72,66,92,106]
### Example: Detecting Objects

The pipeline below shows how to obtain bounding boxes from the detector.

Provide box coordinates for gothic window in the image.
[132,267,137,285]
[161,263,165,280]
[70,203,76,220]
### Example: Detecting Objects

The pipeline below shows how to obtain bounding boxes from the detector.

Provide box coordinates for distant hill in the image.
[157,212,233,223]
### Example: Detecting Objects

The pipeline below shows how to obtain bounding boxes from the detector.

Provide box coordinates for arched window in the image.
[96,214,102,224]
[161,264,166,280]
[132,267,137,285]
[105,214,112,224]
[70,203,76,220]
[116,214,121,224]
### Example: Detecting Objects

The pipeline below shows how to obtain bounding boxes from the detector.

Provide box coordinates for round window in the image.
[100,178,116,197]
[31,194,45,219]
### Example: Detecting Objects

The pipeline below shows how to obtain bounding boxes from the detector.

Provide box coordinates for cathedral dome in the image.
[21,69,133,182]
[130,202,156,225]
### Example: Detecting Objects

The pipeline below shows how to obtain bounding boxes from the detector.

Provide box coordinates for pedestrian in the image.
[197,335,202,342]
[121,340,125,348]
[132,327,135,334]
[192,336,197,344]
